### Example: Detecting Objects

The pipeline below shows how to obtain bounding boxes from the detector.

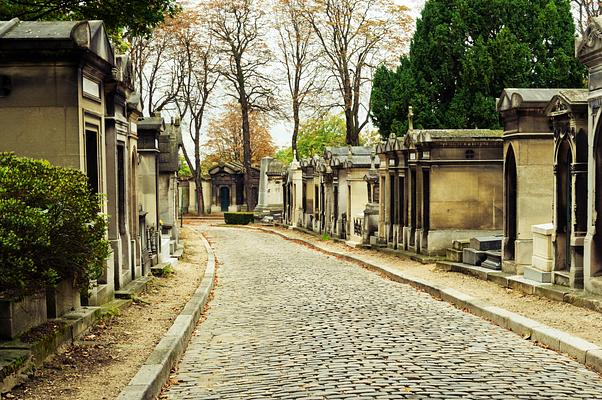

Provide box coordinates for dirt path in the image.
[266,226,602,348]
[7,223,207,400]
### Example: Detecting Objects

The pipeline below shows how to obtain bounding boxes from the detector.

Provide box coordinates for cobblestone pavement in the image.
[164,227,602,399]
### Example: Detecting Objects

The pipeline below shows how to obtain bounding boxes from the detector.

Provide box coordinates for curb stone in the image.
[254,226,602,374]
[117,232,216,400]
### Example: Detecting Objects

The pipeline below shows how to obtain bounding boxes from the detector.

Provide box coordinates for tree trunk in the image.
[240,99,254,211]
[194,174,204,216]
[292,101,300,156]
[194,136,205,216]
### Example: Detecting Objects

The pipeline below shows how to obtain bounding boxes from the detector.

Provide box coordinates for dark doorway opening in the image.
[410,169,417,247]
[389,175,395,242]
[556,140,572,271]
[85,130,99,195]
[220,186,230,212]
[422,169,430,251]
[505,146,517,260]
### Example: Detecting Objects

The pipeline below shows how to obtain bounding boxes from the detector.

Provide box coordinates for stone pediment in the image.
[403,131,417,149]
[577,17,602,67]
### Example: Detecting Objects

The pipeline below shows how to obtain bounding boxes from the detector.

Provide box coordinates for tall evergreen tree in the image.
[370,0,586,138]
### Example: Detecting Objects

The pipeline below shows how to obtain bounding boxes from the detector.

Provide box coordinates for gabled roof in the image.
[545,89,588,117]
[0,18,114,65]
[266,159,285,175]
[497,88,563,112]
[208,160,259,175]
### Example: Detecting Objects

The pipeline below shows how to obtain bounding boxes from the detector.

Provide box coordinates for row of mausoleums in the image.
[282,17,602,296]
[0,18,182,332]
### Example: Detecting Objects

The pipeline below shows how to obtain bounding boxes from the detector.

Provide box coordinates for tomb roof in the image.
[266,159,286,175]
[323,146,378,168]
[0,19,114,65]
[497,88,563,112]
[208,160,260,175]
[137,116,165,131]
[410,129,503,142]
[557,88,588,104]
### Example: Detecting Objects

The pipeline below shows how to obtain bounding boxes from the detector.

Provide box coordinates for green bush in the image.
[224,212,255,225]
[0,153,110,298]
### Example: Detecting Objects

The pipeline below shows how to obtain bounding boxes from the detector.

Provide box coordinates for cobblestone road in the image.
[164,226,602,399]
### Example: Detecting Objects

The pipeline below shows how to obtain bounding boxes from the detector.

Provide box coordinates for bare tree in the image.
[274,0,322,157]
[129,17,184,116]
[573,0,602,34]
[205,0,278,211]
[303,0,412,145]
[173,11,220,216]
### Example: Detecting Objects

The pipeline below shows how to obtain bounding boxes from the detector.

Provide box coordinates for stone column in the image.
[256,157,272,211]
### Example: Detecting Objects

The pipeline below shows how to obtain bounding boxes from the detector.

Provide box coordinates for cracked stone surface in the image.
[164,226,602,399]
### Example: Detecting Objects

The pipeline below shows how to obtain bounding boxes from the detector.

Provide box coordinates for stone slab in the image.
[452,240,470,251]
[523,266,552,283]
[462,247,487,266]
[446,248,463,262]
[481,250,502,270]
[532,254,553,272]
[470,236,502,251]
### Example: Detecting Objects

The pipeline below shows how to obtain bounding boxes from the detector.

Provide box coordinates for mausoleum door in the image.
[504,146,517,261]
[389,175,395,242]
[422,169,430,248]
[410,170,417,247]
[220,186,230,212]
[556,141,572,271]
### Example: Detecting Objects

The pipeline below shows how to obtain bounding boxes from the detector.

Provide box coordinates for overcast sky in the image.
[181,0,423,154]
[265,0,426,149]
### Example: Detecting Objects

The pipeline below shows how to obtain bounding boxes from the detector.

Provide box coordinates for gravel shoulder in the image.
[7,223,207,400]
[266,225,602,348]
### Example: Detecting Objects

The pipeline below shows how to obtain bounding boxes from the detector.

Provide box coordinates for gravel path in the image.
[164,226,602,399]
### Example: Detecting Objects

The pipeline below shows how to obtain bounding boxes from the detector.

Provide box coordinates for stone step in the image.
[481,250,502,270]
[150,262,173,277]
[114,276,153,299]
[463,247,487,266]
[172,248,184,259]
[452,239,470,251]
[470,236,502,251]
[446,248,463,263]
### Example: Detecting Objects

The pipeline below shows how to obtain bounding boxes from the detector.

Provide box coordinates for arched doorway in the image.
[555,140,572,272]
[504,145,517,260]
[220,186,230,212]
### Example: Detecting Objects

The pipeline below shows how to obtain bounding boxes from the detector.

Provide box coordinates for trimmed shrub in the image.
[0,153,109,299]
[224,212,255,225]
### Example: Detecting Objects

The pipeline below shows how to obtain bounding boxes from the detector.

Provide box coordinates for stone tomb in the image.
[497,88,559,274]
[403,128,504,256]
[545,89,588,288]
[576,17,602,295]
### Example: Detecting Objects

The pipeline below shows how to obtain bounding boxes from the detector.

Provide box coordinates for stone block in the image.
[586,349,602,373]
[452,239,470,251]
[0,293,47,340]
[532,254,553,272]
[558,335,599,363]
[481,250,502,270]
[46,279,81,318]
[462,247,487,266]
[469,236,502,251]
[515,239,533,267]
[446,248,463,262]
[523,266,552,283]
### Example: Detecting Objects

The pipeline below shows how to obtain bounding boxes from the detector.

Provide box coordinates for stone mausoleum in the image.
[0,19,136,308]
[376,119,503,256]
